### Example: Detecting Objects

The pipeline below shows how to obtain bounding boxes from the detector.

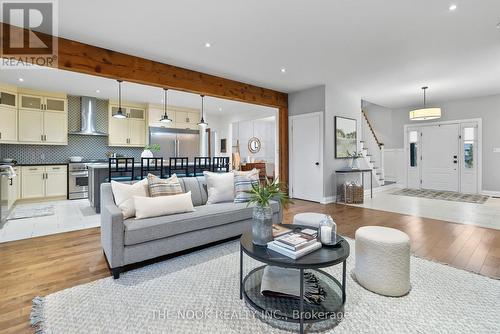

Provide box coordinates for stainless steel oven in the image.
[68,162,89,199]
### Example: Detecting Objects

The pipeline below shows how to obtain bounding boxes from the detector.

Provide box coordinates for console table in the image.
[335,168,373,203]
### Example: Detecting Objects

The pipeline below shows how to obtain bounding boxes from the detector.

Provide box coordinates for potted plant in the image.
[141,144,161,158]
[347,150,363,169]
[247,178,290,246]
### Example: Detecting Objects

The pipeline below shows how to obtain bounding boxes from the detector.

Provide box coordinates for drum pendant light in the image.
[113,80,127,119]
[159,88,172,123]
[409,86,442,121]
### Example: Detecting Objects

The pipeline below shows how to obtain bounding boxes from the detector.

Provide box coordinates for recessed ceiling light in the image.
[449,4,457,11]
[18,78,24,82]
[95,89,100,93]
[205,42,211,48]
[280,68,286,73]
[218,107,222,111]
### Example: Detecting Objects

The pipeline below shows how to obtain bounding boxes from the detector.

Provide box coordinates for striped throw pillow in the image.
[234,169,260,203]
[147,173,183,198]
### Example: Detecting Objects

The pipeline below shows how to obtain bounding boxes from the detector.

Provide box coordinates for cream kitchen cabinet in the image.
[20,165,67,199]
[18,93,67,145]
[108,105,147,147]
[0,107,18,143]
[0,89,18,143]
[174,111,200,130]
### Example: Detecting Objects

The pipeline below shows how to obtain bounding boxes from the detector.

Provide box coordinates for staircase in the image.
[360,110,385,186]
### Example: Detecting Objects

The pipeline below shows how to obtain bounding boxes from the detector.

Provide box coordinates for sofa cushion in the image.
[123,201,280,246]
[178,176,207,206]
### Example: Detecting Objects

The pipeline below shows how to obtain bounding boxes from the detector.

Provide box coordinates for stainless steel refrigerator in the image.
[149,127,200,159]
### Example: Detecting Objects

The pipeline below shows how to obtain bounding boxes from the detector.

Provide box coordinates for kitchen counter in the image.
[15,162,69,166]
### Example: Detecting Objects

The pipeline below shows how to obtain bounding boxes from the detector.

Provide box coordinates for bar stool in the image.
[140,157,164,179]
[168,157,189,177]
[212,157,230,173]
[107,158,135,182]
[193,157,211,176]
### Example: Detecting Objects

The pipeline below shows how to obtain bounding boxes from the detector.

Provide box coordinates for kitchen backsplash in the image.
[0,96,144,164]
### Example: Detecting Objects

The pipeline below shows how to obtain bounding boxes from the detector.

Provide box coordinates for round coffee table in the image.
[239,225,350,334]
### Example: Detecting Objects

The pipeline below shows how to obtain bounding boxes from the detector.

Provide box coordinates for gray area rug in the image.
[8,205,55,220]
[31,239,500,333]
[391,188,489,204]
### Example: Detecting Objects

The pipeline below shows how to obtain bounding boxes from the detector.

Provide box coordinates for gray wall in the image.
[363,101,397,148]
[288,85,362,200]
[0,96,144,164]
[289,85,325,116]
[364,93,500,192]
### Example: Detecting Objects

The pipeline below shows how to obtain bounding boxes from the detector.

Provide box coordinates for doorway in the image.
[405,119,481,194]
[289,112,323,202]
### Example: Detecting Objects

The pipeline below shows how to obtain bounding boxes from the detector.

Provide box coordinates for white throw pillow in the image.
[111,179,149,219]
[134,191,194,219]
[203,171,235,204]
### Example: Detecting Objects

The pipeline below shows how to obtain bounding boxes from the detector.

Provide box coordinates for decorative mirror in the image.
[248,137,261,153]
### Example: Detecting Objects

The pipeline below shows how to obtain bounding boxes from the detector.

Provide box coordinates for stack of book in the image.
[268,229,321,259]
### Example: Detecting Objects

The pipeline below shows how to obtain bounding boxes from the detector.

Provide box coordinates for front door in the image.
[421,124,460,191]
[290,113,323,202]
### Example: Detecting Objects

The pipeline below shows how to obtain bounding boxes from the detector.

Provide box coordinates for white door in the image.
[44,111,68,144]
[406,129,420,189]
[421,124,460,191]
[290,113,323,202]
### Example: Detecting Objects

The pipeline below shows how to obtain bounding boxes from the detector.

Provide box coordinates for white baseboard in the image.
[320,196,336,204]
[481,190,500,197]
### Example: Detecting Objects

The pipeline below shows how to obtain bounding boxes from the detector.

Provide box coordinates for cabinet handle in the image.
[41,134,44,141]
[29,168,37,171]
[0,132,2,139]
[52,167,60,170]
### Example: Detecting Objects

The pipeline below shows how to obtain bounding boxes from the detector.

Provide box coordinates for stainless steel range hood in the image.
[69,97,108,136]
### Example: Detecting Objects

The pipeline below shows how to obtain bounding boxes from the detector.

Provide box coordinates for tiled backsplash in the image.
[0,96,144,164]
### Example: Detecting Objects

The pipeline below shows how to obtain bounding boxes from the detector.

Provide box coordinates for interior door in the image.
[421,124,460,191]
[290,113,323,202]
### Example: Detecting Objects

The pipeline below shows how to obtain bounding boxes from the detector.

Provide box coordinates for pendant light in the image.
[159,88,172,123]
[197,94,208,127]
[113,80,127,119]
[409,86,441,121]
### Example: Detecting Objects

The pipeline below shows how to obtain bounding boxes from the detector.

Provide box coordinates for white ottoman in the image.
[292,212,325,228]
[354,226,411,296]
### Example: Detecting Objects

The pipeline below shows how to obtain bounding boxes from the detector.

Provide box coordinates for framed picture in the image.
[220,138,227,153]
[335,116,357,159]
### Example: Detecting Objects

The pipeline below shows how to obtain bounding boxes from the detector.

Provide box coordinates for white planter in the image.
[141,149,154,158]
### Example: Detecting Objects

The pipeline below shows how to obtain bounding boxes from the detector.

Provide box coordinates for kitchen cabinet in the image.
[108,104,147,147]
[0,107,18,143]
[18,93,67,145]
[174,111,200,130]
[20,165,67,199]
[0,90,17,108]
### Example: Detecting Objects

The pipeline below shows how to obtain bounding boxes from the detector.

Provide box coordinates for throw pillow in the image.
[234,169,260,203]
[203,171,235,204]
[111,178,149,219]
[134,191,195,219]
[147,173,183,197]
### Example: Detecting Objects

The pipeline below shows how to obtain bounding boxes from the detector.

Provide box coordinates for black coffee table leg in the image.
[240,245,243,300]
[342,260,346,304]
[299,268,304,334]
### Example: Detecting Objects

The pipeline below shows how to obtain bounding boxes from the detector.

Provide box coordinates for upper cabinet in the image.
[147,104,199,130]
[18,91,68,145]
[0,87,18,143]
[108,104,147,147]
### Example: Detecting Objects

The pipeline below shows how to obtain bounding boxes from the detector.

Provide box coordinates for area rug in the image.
[31,239,500,333]
[391,188,489,204]
[7,205,55,220]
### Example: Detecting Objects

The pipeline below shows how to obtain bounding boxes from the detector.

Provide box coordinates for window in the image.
[409,131,418,167]
[463,127,475,169]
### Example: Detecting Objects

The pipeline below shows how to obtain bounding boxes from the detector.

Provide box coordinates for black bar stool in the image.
[193,157,211,176]
[140,157,164,179]
[168,157,189,177]
[107,158,135,182]
[212,157,230,173]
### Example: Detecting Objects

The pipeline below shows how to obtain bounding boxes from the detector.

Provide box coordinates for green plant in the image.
[144,144,161,152]
[247,178,290,208]
[347,150,364,158]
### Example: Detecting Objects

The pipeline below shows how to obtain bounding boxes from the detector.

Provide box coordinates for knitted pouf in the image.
[354,226,411,297]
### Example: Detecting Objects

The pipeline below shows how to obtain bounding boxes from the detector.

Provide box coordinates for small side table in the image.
[335,168,373,203]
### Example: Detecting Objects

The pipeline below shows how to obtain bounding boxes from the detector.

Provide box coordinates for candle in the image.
[320,225,332,244]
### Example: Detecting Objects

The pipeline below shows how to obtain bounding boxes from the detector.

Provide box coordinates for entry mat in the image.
[8,205,55,220]
[390,188,489,204]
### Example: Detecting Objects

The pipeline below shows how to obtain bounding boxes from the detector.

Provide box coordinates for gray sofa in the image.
[100,176,282,278]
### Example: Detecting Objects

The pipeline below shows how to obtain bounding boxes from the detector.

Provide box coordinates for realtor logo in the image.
[0,0,58,68]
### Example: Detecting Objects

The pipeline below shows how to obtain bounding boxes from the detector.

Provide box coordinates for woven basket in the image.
[351,184,364,204]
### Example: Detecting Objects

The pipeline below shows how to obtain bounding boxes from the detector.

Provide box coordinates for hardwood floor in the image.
[1,200,499,333]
